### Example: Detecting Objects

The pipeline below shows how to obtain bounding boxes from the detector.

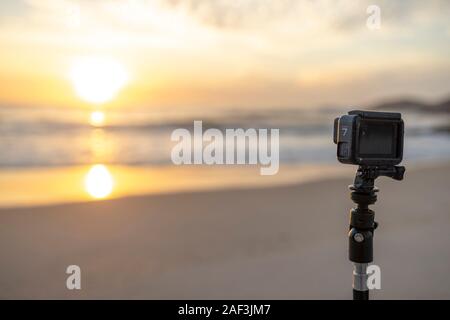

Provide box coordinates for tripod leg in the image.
[352,263,369,300]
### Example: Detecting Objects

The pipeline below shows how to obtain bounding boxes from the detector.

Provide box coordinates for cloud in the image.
[6,0,449,37]
[164,0,450,31]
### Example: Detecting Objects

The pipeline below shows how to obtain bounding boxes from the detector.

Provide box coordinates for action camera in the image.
[333,110,404,166]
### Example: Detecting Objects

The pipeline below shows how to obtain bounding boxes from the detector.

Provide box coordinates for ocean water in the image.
[0,106,449,168]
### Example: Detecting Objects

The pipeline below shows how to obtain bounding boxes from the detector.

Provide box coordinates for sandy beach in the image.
[0,162,449,299]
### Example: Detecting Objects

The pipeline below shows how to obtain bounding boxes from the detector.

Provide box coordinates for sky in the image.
[0,0,449,109]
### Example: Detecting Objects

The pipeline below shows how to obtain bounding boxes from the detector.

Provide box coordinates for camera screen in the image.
[358,120,396,157]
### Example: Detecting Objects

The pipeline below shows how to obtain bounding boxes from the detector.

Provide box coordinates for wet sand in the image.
[0,162,449,299]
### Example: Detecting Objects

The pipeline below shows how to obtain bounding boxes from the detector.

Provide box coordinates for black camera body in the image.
[333,110,404,166]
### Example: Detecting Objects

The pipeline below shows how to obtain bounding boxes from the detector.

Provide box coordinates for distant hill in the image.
[371,97,450,113]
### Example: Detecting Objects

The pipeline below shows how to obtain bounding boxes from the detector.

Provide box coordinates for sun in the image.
[70,56,128,104]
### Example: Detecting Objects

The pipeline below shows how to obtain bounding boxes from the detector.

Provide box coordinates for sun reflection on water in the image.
[89,111,105,127]
[84,164,114,199]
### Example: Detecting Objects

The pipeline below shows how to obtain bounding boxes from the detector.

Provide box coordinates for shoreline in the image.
[1,160,448,210]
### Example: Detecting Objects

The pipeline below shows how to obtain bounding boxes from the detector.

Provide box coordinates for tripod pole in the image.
[352,263,369,300]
